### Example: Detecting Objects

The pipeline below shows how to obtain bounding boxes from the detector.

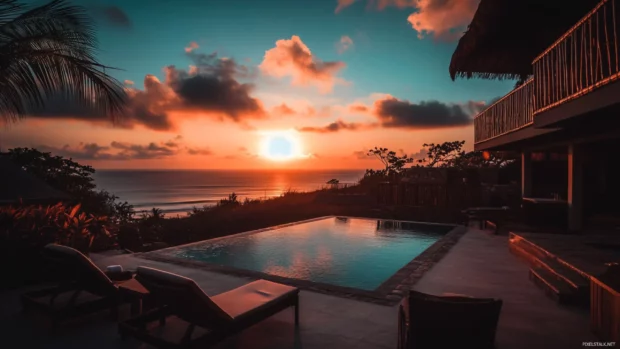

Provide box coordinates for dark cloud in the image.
[374,97,474,129]
[109,141,176,159]
[186,147,213,155]
[36,136,211,160]
[36,143,113,160]
[101,6,131,28]
[298,120,377,133]
[164,135,183,148]
[164,51,263,121]
[25,87,175,131]
[353,149,374,160]
[90,5,132,29]
[27,48,265,131]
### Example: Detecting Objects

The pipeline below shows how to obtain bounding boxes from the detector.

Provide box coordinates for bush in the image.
[0,203,115,288]
[0,203,113,252]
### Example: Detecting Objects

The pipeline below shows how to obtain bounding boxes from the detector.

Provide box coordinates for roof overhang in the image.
[450,0,600,81]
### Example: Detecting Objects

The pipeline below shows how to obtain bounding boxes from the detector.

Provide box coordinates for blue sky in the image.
[89,0,512,102]
[7,0,516,169]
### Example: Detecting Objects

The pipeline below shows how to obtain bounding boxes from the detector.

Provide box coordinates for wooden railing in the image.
[591,274,620,341]
[533,0,620,113]
[474,79,534,144]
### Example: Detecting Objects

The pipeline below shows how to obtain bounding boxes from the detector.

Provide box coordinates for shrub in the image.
[0,202,114,253]
[0,202,114,288]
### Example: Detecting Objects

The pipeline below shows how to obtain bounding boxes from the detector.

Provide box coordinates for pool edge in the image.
[137,219,468,306]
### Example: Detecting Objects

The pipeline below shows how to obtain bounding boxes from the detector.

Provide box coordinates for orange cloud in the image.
[272,103,296,116]
[124,79,134,86]
[407,0,479,40]
[336,35,354,54]
[348,103,369,113]
[185,41,199,53]
[335,0,478,41]
[298,120,378,133]
[29,48,265,131]
[259,35,347,94]
[335,0,357,13]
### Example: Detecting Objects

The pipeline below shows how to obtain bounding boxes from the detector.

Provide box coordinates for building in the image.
[451,0,620,232]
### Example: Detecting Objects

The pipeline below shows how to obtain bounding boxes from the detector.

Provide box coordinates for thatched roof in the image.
[450,0,601,81]
[0,156,70,205]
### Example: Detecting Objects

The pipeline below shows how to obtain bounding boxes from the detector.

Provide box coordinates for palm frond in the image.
[0,0,127,124]
[0,0,24,26]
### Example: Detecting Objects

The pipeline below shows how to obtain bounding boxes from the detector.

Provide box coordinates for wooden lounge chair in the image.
[119,266,300,348]
[20,244,136,329]
[398,290,503,349]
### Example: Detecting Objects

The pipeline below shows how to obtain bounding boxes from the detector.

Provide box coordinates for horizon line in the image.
[95,168,371,171]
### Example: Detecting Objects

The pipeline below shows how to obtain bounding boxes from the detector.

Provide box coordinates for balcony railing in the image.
[533,0,620,113]
[474,79,534,144]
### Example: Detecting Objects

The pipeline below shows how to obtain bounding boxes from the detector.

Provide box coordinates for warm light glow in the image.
[258,129,307,161]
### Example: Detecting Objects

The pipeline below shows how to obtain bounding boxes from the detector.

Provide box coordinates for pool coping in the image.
[136,216,468,306]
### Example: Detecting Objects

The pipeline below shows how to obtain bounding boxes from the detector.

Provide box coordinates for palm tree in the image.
[0,0,127,124]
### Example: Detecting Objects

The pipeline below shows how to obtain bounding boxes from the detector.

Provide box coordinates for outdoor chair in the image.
[20,244,137,330]
[119,266,300,348]
[398,290,503,349]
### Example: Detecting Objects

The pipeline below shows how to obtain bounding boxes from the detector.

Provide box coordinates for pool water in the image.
[171,217,451,291]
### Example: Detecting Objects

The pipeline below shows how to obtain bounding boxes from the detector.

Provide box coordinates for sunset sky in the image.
[1,0,516,170]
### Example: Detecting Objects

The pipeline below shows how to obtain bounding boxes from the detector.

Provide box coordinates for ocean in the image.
[93,169,365,215]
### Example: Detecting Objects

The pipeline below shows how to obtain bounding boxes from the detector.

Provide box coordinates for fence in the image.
[533,0,620,113]
[474,79,534,144]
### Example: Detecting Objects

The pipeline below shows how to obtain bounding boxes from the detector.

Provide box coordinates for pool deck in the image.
[0,228,596,349]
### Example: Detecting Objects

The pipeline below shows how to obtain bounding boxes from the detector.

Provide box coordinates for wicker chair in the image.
[398,290,503,349]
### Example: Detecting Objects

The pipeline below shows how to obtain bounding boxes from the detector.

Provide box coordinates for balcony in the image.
[474,0,620,147]
[474,79,534,144]
[532,0,620,116]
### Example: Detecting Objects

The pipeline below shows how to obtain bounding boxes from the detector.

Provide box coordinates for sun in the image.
[259,130,306,161]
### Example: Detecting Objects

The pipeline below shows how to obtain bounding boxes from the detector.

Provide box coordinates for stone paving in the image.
[0,228,598,349]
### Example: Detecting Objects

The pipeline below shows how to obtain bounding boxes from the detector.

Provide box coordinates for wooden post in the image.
[568,144,584,232]
[521,152,533,198]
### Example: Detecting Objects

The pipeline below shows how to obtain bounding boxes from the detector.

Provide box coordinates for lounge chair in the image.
[119,266,300,348]
[20,244,137,329]
[398,290,503,349]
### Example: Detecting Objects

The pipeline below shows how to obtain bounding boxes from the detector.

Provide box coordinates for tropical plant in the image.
[0,202,113,252]
[140,207,165,221]
[0,0,127,124]
[218,192,240,207]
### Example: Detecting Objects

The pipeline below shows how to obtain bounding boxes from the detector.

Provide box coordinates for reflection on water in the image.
[174,217,449,290]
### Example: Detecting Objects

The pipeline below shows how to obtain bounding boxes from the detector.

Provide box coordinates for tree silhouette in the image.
[367,147,413,175]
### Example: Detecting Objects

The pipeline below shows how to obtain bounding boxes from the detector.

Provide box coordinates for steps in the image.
[509,234,590,306]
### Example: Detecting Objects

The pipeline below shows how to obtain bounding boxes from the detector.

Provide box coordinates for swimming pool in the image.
[157,217,455,291]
